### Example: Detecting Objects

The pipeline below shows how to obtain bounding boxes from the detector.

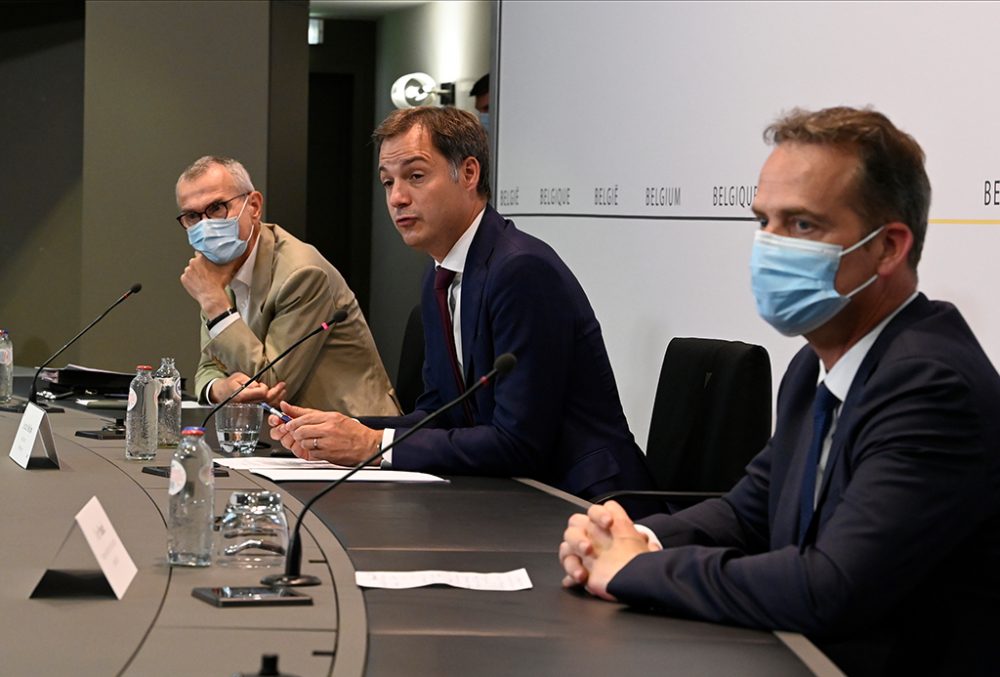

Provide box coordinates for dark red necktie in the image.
[434,267,473,424]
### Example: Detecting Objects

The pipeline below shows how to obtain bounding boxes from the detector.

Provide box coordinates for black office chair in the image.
[395,303,425,414]
[597,337,772,513]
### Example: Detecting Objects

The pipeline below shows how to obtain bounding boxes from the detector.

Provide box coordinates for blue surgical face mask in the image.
[750,226,884,336]
[478,112,490,134]
[186,195,250,264]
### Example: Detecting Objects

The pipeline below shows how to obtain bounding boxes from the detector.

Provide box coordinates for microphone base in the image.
[261,572,322,588]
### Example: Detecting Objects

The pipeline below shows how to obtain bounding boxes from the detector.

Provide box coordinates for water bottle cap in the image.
[181,427,205,436]
[136,365,153,371]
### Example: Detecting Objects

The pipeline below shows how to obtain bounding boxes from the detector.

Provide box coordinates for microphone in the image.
[201,308,349,428]
[10,283,142,414]
[262,352,517,587]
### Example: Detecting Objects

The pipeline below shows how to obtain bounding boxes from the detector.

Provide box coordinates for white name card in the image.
[8,402,58,469]
[355,568,533,591]
[75,496,138,599]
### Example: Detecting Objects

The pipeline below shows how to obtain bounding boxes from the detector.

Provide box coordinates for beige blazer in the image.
[195,223,400,416]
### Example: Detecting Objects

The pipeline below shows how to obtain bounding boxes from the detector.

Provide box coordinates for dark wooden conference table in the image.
[0,375,837,676]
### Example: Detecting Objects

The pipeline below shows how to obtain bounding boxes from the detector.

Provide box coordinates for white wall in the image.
[495,1,1000,447]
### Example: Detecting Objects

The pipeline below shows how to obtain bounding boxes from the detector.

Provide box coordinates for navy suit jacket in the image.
[608,294,1000,674]
[361,206,652,500]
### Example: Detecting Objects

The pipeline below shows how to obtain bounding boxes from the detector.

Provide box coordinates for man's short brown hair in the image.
[373,107,491,201]
[765,106,930,268]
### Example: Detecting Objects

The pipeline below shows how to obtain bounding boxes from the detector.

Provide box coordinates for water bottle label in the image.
[127,388,137,411]
[168,459,186,495]
[0,348,10,365]
[199,463,214,486]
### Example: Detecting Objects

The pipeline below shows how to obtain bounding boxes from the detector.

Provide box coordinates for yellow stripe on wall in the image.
[929,219,1000,225]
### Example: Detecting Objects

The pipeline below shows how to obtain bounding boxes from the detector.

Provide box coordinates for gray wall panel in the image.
[80,0,306,380]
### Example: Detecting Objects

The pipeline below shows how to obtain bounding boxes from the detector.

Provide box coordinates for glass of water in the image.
[216,490,289,568]
[216,402,262,455]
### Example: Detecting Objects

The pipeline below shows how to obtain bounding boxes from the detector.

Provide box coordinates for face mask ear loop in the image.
[840,225,885,257]
[234,194,252,244]
[845,272,878,299]
[235,194,250,220]
[839,225,885,298]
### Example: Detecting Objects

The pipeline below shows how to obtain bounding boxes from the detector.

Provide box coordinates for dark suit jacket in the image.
[362,206,652,501]
[608,294,1000,675]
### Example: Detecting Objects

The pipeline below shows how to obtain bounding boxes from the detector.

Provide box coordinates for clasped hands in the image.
[559,500,661,600]
[267,402,383,466]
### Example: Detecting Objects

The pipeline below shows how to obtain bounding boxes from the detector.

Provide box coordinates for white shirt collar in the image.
[436,208,485,274]
[821,291,919,401]
[227,229,260,322]
[230,229,260,292]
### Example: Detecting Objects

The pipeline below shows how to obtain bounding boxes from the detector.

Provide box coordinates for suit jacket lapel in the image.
[459,207,500,383]
[248,224,276,332]
[810,293,932,528]
[771,351,820,549]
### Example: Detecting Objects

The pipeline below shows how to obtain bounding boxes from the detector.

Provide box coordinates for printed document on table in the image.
[213,456,345,470]
[356,568,532,591]
[250,468,447,483]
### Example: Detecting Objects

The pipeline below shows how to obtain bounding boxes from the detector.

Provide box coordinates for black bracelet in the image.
[206,306,237,330]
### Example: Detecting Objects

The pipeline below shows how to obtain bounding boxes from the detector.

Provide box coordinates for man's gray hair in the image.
[176,156,255,196]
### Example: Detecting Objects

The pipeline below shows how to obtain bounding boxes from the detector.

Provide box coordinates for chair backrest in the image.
[646,337,772,493]
[395,303,425,414]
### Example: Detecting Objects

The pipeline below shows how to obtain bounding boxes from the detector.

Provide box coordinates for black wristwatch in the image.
[206,306,238,330]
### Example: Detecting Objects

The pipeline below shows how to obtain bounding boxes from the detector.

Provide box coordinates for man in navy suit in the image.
[560,107,1000,674]
[269,106,652,502]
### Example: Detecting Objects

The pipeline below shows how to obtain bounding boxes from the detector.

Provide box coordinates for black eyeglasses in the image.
[176,193,250,229]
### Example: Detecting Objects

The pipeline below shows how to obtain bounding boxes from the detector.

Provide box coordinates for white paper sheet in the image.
[355,568,532,591]
[250,468,447,483]
[213,456,344,470]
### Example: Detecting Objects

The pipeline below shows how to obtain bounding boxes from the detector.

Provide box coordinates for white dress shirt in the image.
[204,231,259,403]
[381,208,486,466]
[812,291,918,504]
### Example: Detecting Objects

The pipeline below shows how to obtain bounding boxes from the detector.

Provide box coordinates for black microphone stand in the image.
[262,353,517,587]
[0,284,142,414]
[201,309,348,429]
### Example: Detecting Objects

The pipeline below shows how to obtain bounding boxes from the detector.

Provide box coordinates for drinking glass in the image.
[216,402,262,455]
[216,490,289,568]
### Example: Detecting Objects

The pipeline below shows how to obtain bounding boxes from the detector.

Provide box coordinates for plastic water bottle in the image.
[0,330,12,404]
[167,427,215,567]
[125,365,157,460]
[154,357,182,447]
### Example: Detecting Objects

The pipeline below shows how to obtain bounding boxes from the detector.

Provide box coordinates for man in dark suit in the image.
[269,106,652,502]
[559,107,1000,675]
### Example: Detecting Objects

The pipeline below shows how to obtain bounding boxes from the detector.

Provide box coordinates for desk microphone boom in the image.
[5,283,143,414]
[201,308,349,429]
[262,352,517,588]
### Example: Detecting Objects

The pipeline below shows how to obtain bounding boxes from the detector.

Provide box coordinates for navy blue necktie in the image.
[798,382,840,544]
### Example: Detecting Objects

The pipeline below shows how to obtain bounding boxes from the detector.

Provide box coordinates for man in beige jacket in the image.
[175,155,399,416]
